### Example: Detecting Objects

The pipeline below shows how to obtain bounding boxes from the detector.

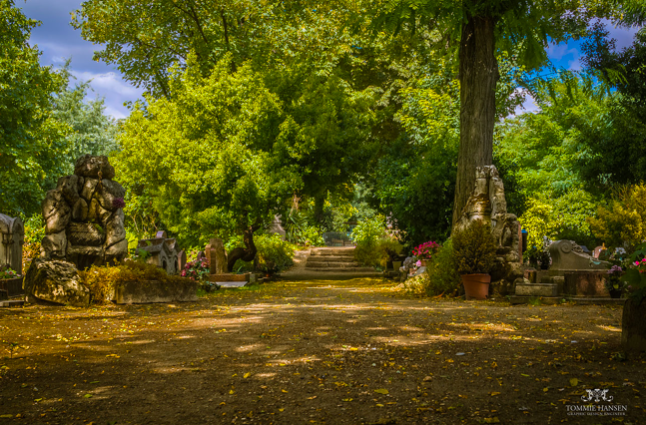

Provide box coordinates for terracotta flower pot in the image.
[461,274,491,300]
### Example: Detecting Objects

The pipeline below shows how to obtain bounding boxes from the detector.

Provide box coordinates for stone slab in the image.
[509,296,626,306]
[0,300,25,308]
[0,289,7,301]
[207,273,250,282]
[217,281,248,288]
[515,283,558,297]
[113,279,198,304]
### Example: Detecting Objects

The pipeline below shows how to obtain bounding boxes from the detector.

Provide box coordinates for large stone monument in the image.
[454,165,523,289]
[0,214,24,274]
[41,155,128,268]
[548,240,609,270]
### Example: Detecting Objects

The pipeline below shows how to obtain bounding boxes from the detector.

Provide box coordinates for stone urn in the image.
[461,274,491,300]
[622,297,646,351]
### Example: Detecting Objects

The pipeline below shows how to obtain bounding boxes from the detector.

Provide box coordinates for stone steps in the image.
[305,247,375,274]
[305,261,362,268]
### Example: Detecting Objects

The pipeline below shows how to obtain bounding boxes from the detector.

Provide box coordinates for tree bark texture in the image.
[227,225,259,272]
[452,15,499,229]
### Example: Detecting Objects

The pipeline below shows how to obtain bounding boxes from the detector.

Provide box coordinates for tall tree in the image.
[371,0,604,227]
[0,0,69,215]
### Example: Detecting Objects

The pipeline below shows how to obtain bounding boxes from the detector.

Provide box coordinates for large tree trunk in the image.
[227,225,259,272]
[451,15,499,228]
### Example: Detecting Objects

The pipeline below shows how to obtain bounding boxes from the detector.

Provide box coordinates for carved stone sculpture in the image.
[548,240,610,270]
[454,165,523,284]
[39,155,128,269]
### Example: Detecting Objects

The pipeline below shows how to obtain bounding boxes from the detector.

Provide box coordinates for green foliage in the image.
[181,258,211,281]
[523,245,551,270]
[496,77,613,246]
[53,60,119,169]
[115,55,298,247]
[424,239,462,296]
[21,213,45,272]
[233,234,296,275]
[452,221,497,275]
[0,267,18,280]
[285,210,325,247]
[623,245,646,304]
[351,216,401,268]
[80,261,193,304]
[588,183,646,251]
[0,1,69,215]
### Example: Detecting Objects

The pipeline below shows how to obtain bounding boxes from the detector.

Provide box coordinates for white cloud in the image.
[547,44,579,61]
[68,70,144,119]
[513,92,540,116]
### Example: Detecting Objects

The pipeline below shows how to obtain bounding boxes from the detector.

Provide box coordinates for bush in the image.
[21,213,45,273]
[351,216,402,268]
[181,258,210,281]
[452,220,497,275]
[80,261,193,304]
[233,234,296,275]
[425,239,462,296]
[588,183,646,251]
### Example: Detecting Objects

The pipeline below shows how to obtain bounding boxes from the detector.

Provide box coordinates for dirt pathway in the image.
[0,279,642,424]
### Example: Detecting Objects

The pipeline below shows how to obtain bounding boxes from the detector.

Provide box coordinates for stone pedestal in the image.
[112,279,198,304]
[560,270,610,297]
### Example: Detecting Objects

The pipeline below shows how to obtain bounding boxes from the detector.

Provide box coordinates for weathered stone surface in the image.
[112,279,198,304]
[88,197,111,224]
[24,259,89,307]
[98,179,126,211]
[43,189,71,234]
[67,222,104,247]
[81,178,99,201]
[58,175,83,205]
[104,211,126,247]
[177,250,187,272]
[72,198,88,221]
[622,299,646,351]
[515,281,558,297]
[548,240,610,270]
[0,214,24,275]
[74,154,115,180]
[454,165,522,283]
[561,271,609,297]
[138,234,179,275]
[206,238,227,274]
[0,289,7,301]
[105,239,128,262]
[491,279,514,296]
[41,231,67,259]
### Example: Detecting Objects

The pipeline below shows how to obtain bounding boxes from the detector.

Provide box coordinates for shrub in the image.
[588,183,646,251]
[80,261,193,304]
[412,241,440,260]
[0,267,19,280]
[452,220,497,275]
[425,239,462,296]
[523,245,551,270]
[233,234,296,275]
[21,213,45,273]
[352,216,402,268]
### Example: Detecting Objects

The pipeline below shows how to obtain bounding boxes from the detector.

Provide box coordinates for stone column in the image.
[205,238,228,274]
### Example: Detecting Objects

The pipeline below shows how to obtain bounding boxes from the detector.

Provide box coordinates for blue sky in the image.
[18,0,640,119]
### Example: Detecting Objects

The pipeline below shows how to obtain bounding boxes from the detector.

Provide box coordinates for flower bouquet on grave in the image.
[181,259,210,281]
[605,265,626,298]
[0,266,18,280]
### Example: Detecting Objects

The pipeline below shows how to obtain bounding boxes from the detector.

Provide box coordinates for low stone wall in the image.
[559,270,610,297]
[0,276,23,297]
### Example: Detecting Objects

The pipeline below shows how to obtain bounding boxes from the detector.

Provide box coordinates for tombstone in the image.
[177,250,187,272]
[0,214,24,274]
[137,232,180,275]
[548,240,609,270]
[267,215,286,240]
[205,238,227,274]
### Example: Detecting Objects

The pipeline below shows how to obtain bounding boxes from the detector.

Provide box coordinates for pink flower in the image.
[181,270,186,277]
[635,261,640,266]
[416,260,422,267]
[201,262,207,268]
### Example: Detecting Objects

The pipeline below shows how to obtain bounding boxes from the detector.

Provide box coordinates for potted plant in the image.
[452,220,497,300]
[606,265,626,298]
[413,241,440,267]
